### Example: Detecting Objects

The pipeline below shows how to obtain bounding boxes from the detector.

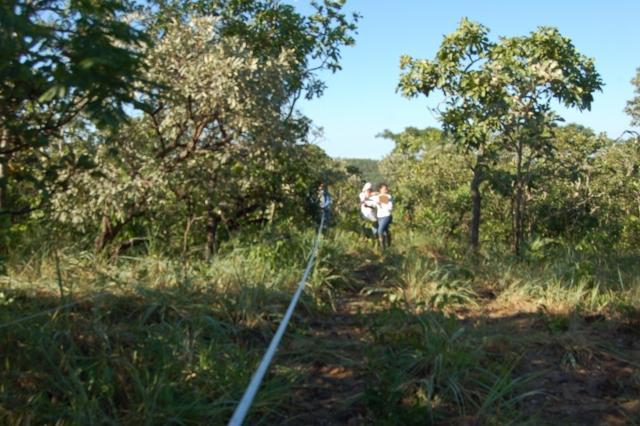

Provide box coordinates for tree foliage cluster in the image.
[1,0,359,260]
[392,19,639,255]
[340,157,384,185]
[382,122,639,254]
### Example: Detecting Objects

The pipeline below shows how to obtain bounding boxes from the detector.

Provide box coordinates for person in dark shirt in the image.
[317,182,332,228]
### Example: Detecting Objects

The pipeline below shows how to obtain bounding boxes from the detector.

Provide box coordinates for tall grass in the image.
[357,227,639,423]
[362,308,541,424]
[0,226,341,425]
[484,244,640,316]
[1,222,638,424]
[389,228,640,316]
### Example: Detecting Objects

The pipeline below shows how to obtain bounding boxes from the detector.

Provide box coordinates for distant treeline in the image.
[340,158,385,186]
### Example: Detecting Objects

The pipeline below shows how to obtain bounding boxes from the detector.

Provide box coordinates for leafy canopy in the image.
[626,67,640,127]
[398,18,602,152]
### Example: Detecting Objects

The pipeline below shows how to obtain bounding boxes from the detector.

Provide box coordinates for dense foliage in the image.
[1,7,639,425]
[398,18,603,253]
[2,0,359,261]
[340,157,384,185]
[626,66,640,126]
[381,123,639,254]
[0,0,147,255]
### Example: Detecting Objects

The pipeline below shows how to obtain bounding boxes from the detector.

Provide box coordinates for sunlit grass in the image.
[0,227,335,425]
[1,225,638,424]
[357,227,639,423]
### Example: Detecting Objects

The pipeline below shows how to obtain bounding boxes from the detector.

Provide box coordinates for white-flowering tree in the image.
[52,3,357,256]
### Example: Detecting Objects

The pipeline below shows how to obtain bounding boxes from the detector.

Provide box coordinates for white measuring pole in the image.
[228,213,325,426]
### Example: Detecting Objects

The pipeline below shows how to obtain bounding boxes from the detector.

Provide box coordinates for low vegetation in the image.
[2,227,638,424]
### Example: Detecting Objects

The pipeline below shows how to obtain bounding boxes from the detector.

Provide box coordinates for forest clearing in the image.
[1,0,640,424]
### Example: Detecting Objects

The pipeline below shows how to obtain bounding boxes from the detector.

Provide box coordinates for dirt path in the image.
[281,261,383,425]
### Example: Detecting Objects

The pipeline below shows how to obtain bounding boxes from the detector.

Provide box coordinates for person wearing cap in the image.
[359,182,378,237]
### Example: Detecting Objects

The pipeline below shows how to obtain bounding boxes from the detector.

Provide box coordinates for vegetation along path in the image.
[1,230,639,425]
[282,258,386,425]
[273,231,640,425]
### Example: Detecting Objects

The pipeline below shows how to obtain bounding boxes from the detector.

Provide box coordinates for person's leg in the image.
[378,216,390,252]
[323,208,331,229]
[362,219,372,240]
[385,215,392,247]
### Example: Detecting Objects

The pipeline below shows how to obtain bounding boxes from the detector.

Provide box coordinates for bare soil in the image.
[281,261,384,425]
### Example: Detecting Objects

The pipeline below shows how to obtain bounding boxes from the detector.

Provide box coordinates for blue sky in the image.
[296,0,640,159]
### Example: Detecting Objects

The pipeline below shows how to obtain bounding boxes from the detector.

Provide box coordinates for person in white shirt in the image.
[370,183,393,251]
[359,182,378,236]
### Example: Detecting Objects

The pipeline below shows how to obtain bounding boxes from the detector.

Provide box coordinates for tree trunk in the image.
[268,201,277,225]
[510,189,525,255]
[469,164,482,252]
[0,127,8,263]
[512,140,524,256]
[95,208,144,253]
[112,237,148,258]
[95,215,114,253]
[182,214,197,256]
[95,215,127,253]
[204,204,219,261]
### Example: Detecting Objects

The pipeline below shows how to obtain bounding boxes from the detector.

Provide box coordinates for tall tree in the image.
[399,18,601,254]
[489,28,602,254]
[51,2,358,256]
[399,19,501,252]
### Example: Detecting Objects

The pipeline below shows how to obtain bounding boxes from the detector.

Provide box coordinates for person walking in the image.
[359,182,378,237]
[317,182,332,228]
[371,183,393,251]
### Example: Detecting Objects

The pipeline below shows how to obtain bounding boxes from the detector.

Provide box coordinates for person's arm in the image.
[363,195,375,208]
